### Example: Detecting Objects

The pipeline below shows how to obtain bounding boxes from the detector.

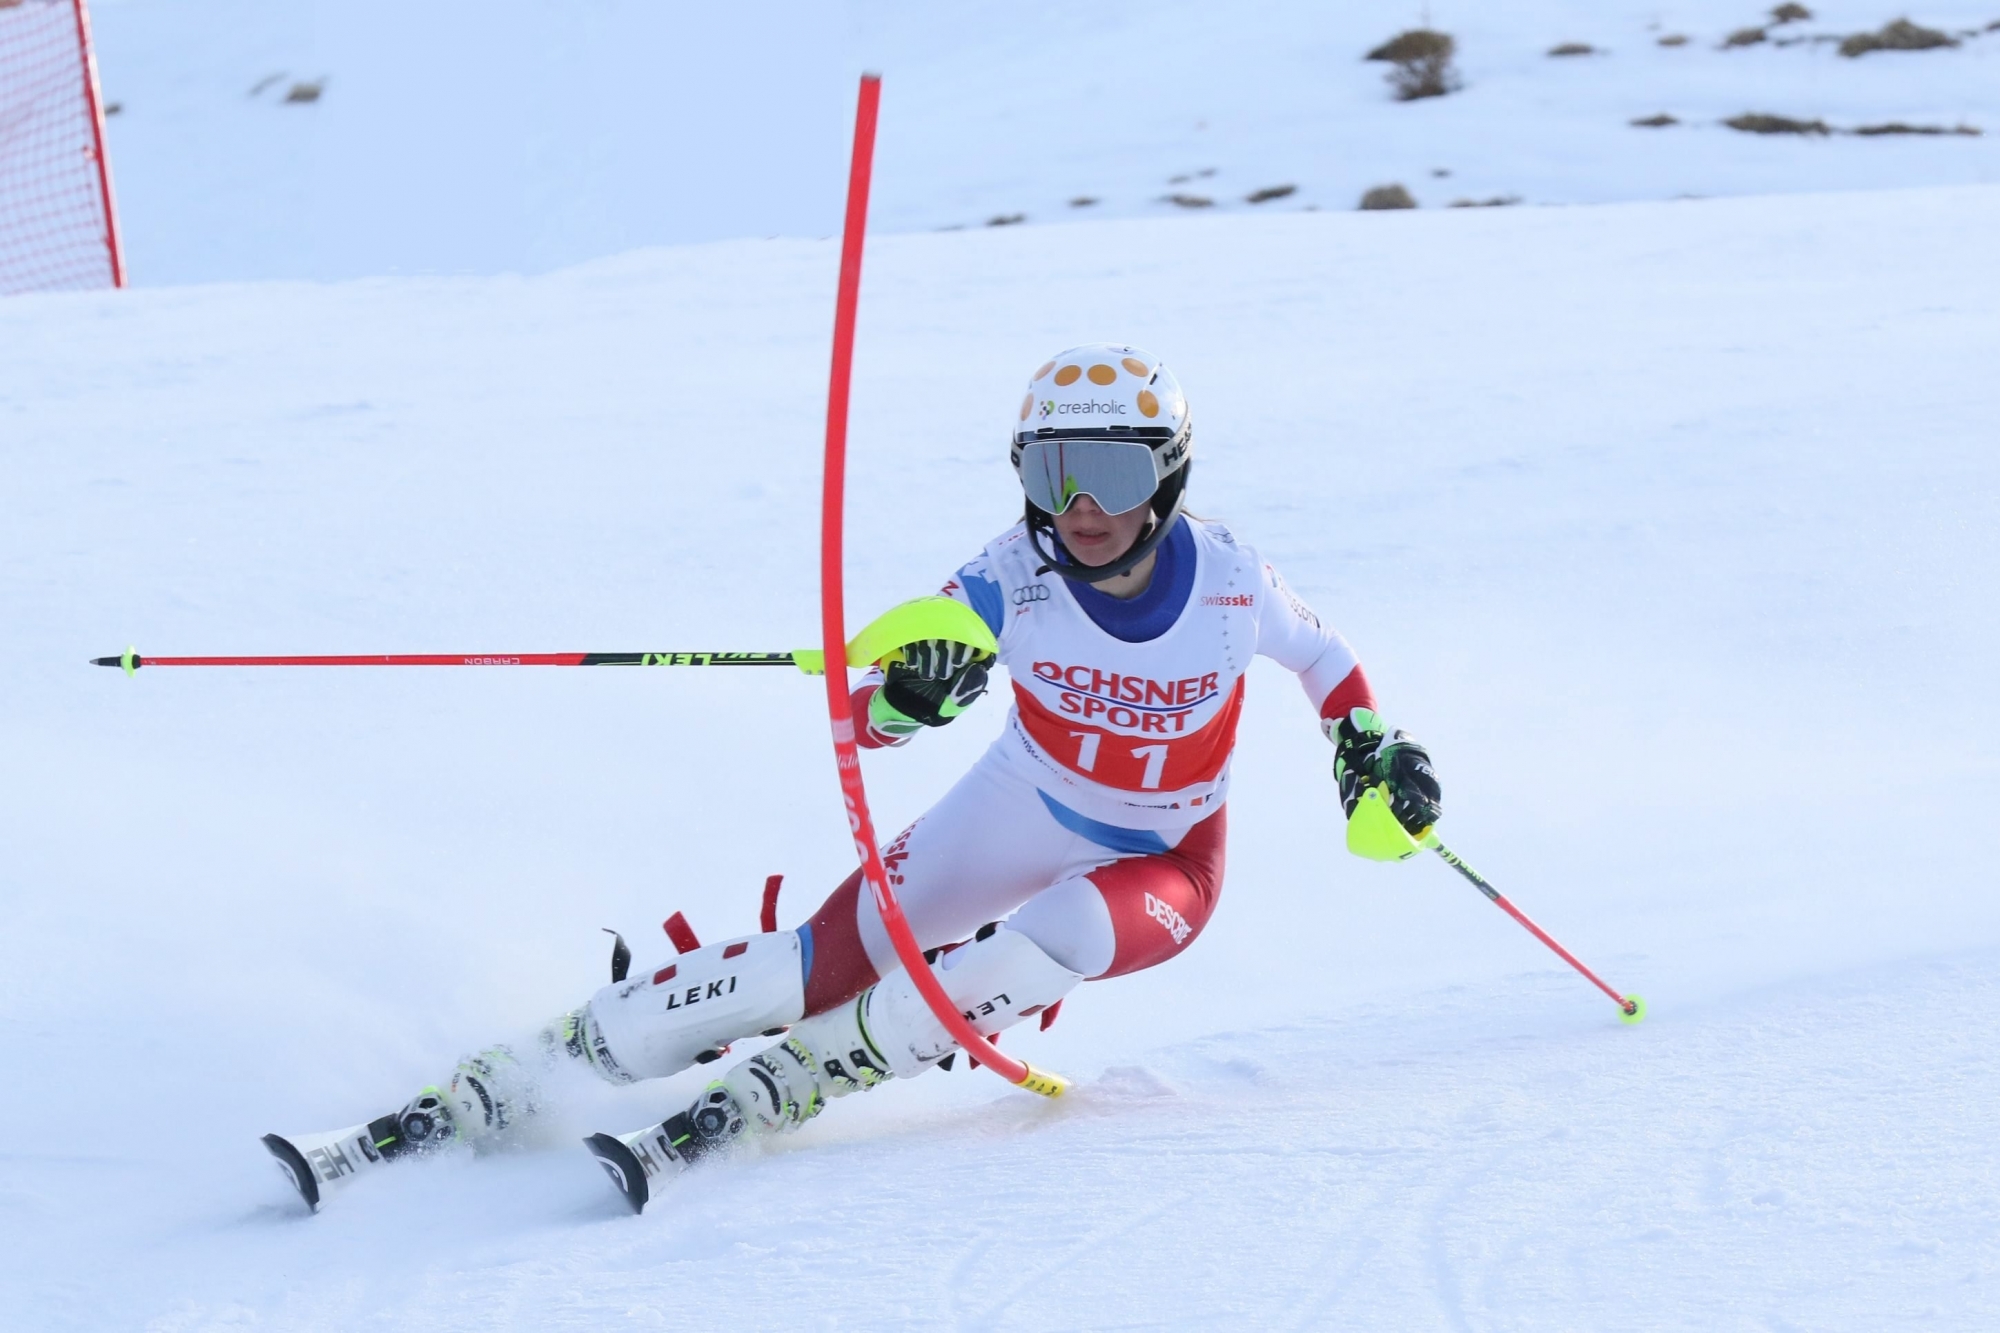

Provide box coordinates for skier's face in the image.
[1052,492,1151,567]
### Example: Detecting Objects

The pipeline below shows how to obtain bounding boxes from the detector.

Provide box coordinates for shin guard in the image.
[701,925,1083,1147]
[569,931,806,1084]
[866,924,1084,1076]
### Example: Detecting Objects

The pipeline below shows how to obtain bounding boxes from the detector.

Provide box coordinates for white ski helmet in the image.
[1010,343,1192,582]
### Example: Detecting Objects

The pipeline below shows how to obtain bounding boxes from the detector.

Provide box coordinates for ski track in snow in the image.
[15,957,1994,1329]
[3,183,1998,1327]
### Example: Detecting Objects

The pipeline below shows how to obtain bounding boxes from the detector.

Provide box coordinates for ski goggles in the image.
[1015,436,1165,516]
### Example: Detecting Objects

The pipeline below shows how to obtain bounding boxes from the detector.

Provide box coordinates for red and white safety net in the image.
[0,0,121,295]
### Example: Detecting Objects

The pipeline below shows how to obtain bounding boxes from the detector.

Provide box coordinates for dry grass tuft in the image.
[1631,113,1679,127]
[1245,184,1297,204]
[1359,184,1418,210]
[1723,26,1769,47]
[284,81,323,104]
[1851,121,1982,135]
[1839,18,1957,56]
[1162,194,1214,209]
[1725,112,1831,134]
[1770,3,1813,22]
[1548,42,1596,56]
[1658,33,1690,46]
[1366,30,1454,62]
[986,214,1025,227]
[1448,196,1521,208]
[1068,196,1098,208]
[1368,29,1462,100]
[1391,51,1460,99]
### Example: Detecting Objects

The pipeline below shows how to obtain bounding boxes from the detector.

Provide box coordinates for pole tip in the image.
[1016,1063,1069,1098]
[1618,994,1647,1025]
[91,647,141,675]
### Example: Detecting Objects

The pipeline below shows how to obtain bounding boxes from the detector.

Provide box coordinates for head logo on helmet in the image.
[1010,343,1194,585]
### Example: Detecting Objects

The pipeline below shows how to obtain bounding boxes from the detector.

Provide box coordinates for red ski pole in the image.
[91,648,803,674]
[1422,833,1646,1023]
[815,73,1065,1098]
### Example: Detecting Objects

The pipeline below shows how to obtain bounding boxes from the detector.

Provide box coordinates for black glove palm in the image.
[1332,708,1443,836]
[881,638,994,728]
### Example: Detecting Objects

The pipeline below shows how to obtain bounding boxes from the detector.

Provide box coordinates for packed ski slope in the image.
[5,184,1999,1328]
[87,0,2000,283]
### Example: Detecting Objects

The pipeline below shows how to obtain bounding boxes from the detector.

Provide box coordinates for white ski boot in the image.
[585,925,1081,1212]
[267,930,809,1210]
[261,1045,531,1210]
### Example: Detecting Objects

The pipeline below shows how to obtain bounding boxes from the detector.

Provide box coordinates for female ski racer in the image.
[278,344,1442,1203]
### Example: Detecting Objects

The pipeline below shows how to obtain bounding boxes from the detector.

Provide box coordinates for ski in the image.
[261,1132,325,1211]
[262,1117,402,1212]
[262,1088,451,1212]
[582,1111,701,1215]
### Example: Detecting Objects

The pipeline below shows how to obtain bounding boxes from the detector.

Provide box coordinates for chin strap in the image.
[1029,499,1185,584]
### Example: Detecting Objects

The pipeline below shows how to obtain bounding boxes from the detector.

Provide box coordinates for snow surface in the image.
[86,0,2000,284]
[6,180,2000,1326]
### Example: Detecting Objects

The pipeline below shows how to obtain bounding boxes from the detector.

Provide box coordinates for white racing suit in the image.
[461,517,1376,1153]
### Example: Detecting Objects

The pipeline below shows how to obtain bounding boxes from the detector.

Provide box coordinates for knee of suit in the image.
[1005,875,1118,977]
[797,868,882,1017]
[1081,812,1226,978]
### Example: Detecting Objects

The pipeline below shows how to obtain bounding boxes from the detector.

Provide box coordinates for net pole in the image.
[69,0,121,287]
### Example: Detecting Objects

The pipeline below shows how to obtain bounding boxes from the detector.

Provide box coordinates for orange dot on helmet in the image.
[1137,390,1160,418]
[1019,393,1034,421]
[1122,357,1149,377]
[1033,361,1056,380]
[1053,365,1082,387]
[1087,364,1116,386]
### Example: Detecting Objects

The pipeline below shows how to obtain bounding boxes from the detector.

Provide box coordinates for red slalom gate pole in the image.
[815,74,1066,1099]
